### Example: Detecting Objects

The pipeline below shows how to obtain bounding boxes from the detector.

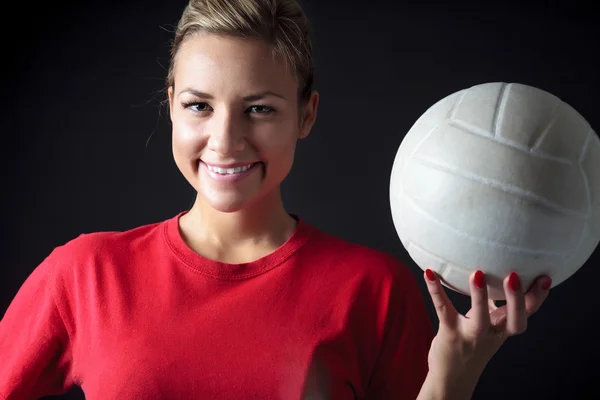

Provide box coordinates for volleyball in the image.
[389,82,600,300]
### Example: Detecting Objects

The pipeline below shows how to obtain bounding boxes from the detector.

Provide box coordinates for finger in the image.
[504,272,527,335]
[488,299,498,311]
[424,269,458,328]
[525,276,552,317]
[468,270,491,334]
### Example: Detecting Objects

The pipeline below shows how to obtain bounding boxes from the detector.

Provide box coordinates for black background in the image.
[2,0,599,399]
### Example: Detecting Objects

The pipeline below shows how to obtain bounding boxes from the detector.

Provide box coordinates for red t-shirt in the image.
[0,212,433,399]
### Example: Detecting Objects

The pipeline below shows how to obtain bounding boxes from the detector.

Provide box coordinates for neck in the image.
[181,187,297,252]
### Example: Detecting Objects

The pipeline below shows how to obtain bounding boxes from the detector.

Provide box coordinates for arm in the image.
[365,263,435,399]
[0,250,75,399]
[366,262,550,400]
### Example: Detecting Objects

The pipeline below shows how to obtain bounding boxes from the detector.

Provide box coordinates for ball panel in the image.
[405,240,449,275]
[401,159,584,253]
[412,122,588,213]
[532,102,592,161]
[390,182,408,249]
[406,240,534,300]
[405,240,470,297]
[391,92,463,241]
[560,220,600,287]
[442,263,506,300]
[495,83,562,147]
[393,91,464,178]
[399,192,560,281]
[450,82,506,137]
[581,131,600,238]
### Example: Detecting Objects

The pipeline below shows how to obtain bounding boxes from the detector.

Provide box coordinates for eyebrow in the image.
[178,88,286,101]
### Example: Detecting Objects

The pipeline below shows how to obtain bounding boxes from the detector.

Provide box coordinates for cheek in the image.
[172,119,205,155]
[260,123,299,168]
[267,118,299,147]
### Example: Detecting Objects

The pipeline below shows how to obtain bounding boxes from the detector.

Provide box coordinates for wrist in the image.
[417,369,482,400]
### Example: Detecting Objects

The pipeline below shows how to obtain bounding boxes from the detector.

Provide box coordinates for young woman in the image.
[0,0,551,399]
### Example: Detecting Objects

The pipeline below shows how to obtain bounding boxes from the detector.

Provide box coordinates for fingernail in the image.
[474,270,486,289]
[425,269,436,282]
[542,277,552,291]
[508,272,521,291]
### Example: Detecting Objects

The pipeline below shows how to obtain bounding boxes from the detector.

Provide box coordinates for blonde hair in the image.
[167,0,315,103]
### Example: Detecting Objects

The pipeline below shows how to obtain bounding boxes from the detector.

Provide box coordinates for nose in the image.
[206,109,246,156]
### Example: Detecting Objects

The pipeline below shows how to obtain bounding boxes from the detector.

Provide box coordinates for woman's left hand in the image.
[422,269,552,393]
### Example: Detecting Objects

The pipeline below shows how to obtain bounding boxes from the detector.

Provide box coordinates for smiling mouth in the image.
[204,162,261,175]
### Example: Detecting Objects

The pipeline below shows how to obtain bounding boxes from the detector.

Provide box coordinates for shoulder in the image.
[300,224,434,347]
[60,219,163,253]
[46,216,169,275]
[302,223,421,289]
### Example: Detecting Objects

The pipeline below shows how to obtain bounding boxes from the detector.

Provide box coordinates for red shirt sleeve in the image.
[0,249,75,399]
[366,268,434,399]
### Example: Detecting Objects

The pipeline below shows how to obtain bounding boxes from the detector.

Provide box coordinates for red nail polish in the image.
[474,270,485,289]
[425,269,436,281]
[508,272,521,291]
[542,277,552,290]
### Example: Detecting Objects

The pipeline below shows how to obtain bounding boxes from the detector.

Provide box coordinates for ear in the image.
[167,86,175,122]
[299,90,319,139]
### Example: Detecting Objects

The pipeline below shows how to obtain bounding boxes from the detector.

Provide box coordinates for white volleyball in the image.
[389,82,600,300]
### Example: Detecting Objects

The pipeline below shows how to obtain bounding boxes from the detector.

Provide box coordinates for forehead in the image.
[173,34,296,93]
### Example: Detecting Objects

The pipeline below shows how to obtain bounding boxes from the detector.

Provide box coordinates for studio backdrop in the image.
[2,0,598,399]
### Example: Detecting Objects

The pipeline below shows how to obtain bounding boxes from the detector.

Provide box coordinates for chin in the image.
[201,192,257,214]
[209,200,248,213]
[201,184,278,214]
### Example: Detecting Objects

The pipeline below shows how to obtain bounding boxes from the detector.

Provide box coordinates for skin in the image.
[168,33,318,264]
[418,271,551,399]
[167,32,552,398]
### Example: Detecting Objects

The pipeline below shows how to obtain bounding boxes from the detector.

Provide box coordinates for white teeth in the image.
[207,163,255,175]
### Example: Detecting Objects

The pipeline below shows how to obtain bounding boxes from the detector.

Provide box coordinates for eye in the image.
[182,101,212,113]
[248,105,275,114]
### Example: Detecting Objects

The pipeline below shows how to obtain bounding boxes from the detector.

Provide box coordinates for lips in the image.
[206,162,256,175]
[200,161,263,183]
